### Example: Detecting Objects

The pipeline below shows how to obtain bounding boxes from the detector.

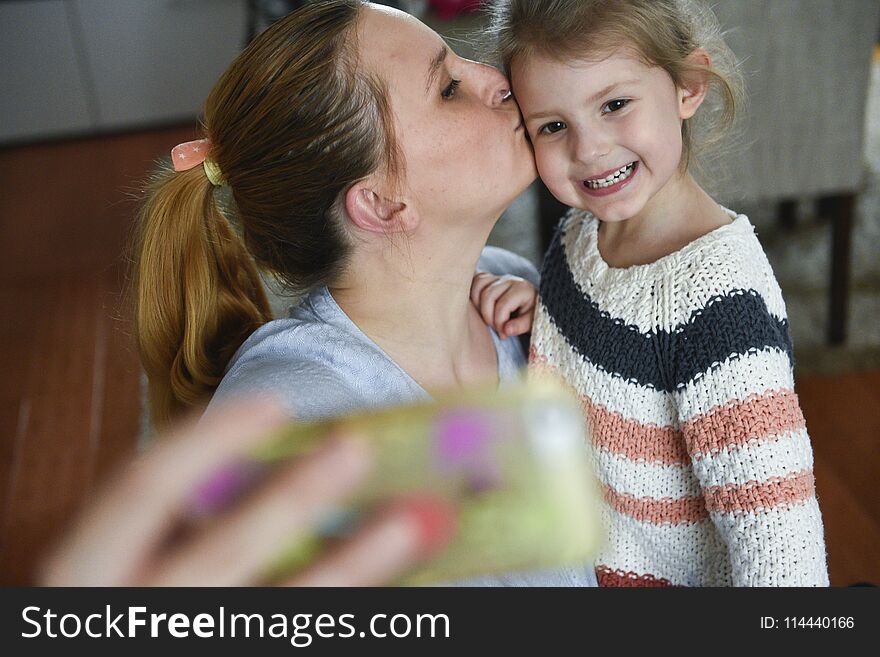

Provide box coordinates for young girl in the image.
[472,0,829,586]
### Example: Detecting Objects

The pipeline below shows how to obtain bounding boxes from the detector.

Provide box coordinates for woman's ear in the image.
[678,48,712,120]
[344,180,412,235]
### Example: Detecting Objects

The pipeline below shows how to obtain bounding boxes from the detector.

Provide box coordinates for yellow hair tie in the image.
[203,159,225,187]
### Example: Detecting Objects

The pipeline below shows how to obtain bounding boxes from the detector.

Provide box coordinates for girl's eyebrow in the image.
[524,108,556,123]
[524,78,641,122]
[425,46,449,95]
[587,79,640,103]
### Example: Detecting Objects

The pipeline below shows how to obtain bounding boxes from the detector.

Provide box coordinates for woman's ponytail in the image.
[132,0,398,425]
[132,164,271,429]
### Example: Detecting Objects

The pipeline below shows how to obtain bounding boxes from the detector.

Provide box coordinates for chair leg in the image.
[818,194,856,345]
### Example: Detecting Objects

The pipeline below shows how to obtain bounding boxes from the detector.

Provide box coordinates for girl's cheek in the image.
[533,147,552,177]
[535,157,563,192]
[542,148,566,179]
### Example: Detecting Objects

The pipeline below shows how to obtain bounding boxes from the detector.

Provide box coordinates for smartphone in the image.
[252,377,602,585]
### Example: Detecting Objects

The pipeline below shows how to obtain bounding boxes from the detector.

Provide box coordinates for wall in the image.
[1,0,246,144]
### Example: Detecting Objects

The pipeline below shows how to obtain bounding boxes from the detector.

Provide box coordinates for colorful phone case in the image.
[252,378,603,585]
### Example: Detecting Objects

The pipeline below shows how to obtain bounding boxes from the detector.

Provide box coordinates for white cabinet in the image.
[1,1,94,141]
[1,0,247,143]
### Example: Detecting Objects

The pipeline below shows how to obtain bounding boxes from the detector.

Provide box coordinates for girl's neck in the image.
[597,171,731,269]
[329,225,499,392]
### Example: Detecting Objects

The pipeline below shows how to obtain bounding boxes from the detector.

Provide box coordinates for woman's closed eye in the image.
[539,120,566,135]
[441,79,461,100]
[602,98,630,114]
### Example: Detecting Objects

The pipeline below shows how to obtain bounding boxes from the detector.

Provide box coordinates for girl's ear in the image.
[678,48,712,120]
[344,179,414,235]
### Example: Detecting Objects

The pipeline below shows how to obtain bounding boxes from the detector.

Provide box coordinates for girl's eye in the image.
[602,99,630,114]
[540,121,566,135]
[441,79,461,100]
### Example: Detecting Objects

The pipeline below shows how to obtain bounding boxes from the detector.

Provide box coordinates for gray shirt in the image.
[208,247,598,587]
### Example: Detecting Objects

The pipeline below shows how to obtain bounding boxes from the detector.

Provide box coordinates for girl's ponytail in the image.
[133,164,270,429]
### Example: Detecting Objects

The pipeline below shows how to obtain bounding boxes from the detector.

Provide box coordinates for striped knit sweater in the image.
[529,208,829,587]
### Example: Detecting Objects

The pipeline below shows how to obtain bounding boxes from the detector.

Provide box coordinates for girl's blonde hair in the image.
[487,0,745,172]
[132,0,400,428]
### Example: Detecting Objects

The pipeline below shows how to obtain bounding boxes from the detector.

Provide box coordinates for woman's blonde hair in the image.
[487,0,745,172]
[132,0,399,428]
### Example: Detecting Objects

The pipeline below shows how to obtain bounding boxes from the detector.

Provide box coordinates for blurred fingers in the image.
[283,495,457,587]
[40,398,288,586]
[148,436,372,586]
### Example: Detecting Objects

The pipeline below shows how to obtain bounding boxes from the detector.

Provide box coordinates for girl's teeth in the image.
[586,163,635,188]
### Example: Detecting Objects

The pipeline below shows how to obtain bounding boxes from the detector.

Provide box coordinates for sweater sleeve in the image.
[670,288,829,586]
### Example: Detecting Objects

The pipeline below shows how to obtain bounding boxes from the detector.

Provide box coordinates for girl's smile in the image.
[581,160,639,197]
[512,47,706,225]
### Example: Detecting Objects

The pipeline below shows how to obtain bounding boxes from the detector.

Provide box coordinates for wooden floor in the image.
[1,126,878,586]
[0,124,198,585]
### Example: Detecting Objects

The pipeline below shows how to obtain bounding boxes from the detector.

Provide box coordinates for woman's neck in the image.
[597,172,731,268]
[329,226,499,392]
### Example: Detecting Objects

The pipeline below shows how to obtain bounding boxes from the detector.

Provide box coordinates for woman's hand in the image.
[470,272,538,339]
[39,398,455,586]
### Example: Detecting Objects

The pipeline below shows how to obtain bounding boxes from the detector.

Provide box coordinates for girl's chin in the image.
[594,205,634,221]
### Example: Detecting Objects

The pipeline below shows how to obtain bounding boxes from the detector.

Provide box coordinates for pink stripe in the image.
[585,397,689,465]
[683,389,806,457]
[602,484,709,525]
[530,349,807,470]
[602,470,815,525]
[530,348,691,465]
[596,566,674,587]
[703,469,816,514]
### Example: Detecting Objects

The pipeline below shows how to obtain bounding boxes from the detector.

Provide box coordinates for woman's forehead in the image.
[357,4,444,78]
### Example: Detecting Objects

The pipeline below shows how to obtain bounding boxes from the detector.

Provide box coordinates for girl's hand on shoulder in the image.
[470,272,538,339]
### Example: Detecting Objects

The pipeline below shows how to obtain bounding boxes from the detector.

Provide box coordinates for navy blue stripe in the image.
[538,225,793,392]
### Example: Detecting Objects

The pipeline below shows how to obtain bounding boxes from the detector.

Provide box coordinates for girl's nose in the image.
[572,128,611,164]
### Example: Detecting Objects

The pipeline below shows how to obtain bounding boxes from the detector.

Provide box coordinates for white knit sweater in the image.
[530,208,829,586]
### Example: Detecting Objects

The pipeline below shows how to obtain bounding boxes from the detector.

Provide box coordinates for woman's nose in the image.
[467,60,512,108]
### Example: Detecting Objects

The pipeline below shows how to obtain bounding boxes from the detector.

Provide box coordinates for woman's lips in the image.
[581,161,639,197]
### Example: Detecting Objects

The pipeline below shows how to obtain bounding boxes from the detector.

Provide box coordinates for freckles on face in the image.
[404,63,534,221]
[356,5,534,223]
[402,76,531,223]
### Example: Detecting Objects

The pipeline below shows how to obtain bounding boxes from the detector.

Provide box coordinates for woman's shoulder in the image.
[211,288,427,421]
[209,315,363,419]
[478,246,540,287]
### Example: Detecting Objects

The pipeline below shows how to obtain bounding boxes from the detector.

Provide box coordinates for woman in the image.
[48,1,597,586]
[136,0,536,426]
